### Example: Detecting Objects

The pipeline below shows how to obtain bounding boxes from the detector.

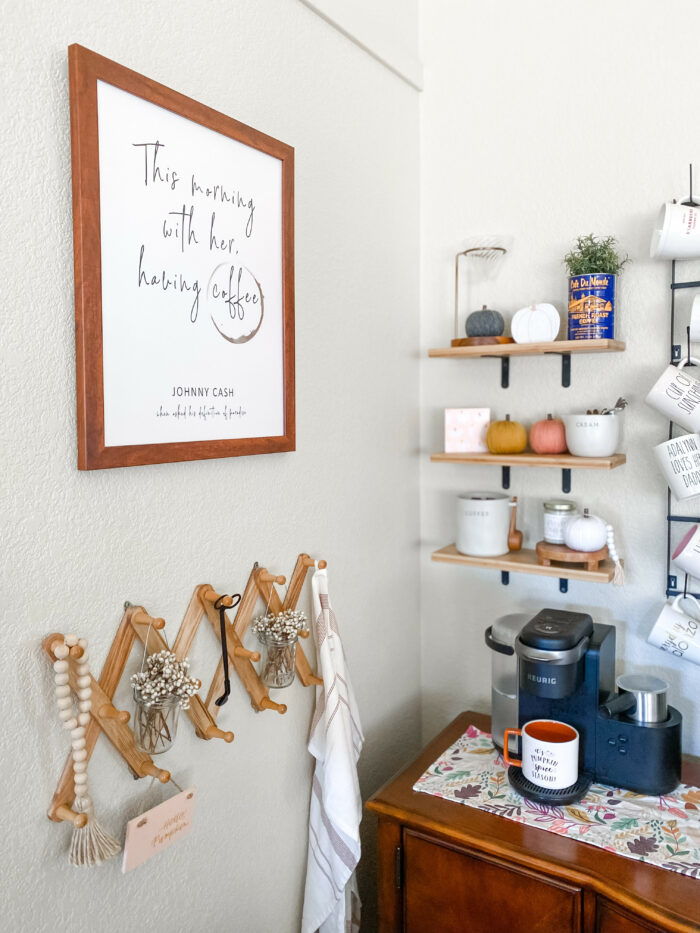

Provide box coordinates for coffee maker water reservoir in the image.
[485,614,528,751]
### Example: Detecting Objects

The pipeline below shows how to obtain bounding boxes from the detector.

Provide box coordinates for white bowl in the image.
[562,413,621,457]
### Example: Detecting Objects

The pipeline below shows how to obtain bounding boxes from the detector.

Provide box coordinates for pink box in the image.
[444,408,490,453]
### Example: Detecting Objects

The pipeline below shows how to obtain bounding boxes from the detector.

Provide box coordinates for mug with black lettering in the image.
[654,433,700,499]
[648,594,700,666]
[645,358,700,432]
[503,719,579,789]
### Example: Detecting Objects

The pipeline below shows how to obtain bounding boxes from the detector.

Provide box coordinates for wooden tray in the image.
[450,336,515,347]
[535,540,609,571]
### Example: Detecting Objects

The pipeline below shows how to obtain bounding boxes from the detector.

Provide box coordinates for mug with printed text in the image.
[503,719,579,789]
[645,357,700,433]
[648,594,700,666]
[654,433,700,499]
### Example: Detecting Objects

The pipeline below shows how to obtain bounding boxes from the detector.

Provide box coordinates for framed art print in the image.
[68,45,295,469]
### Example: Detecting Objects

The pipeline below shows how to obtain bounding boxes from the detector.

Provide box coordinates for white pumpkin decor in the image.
[564,508,607,552]
[511,302,561,344]
[564,509,625,585]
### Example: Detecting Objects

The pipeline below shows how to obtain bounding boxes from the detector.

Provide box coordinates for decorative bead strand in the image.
[606,524,625,586]
[51,635,120,866]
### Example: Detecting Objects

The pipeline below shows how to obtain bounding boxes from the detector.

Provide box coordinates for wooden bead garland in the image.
[606,523,625,586]
[51,635,121,866]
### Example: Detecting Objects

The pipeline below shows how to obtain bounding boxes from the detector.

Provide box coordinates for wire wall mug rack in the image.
[43,553,325,829]
[666,256,700,600]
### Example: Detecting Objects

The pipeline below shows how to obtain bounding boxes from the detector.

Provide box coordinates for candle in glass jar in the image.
[543,500,578,545]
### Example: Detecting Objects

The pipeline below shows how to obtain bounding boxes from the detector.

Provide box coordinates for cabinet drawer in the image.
[403,830,582,933]
[597,899,669,933]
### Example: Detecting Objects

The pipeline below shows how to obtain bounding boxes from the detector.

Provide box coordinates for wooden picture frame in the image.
[68,44,295,469]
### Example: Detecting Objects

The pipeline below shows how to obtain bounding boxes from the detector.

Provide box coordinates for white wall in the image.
[420,0,700,754]
[0,2,420,930]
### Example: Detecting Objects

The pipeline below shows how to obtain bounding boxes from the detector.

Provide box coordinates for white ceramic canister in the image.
[456,492,514,557]
[654,433,700,500]
[543,500,578,544]
[651,202,700,261]
[645,358,700,432]
[562,413,621,457]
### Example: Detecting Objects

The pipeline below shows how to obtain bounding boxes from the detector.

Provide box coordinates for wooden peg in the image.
[300,554,327,569]
[299,629,310,639]
[233,645,260,661]
[204,725,234,743]
[47,636,66,658]
[98,704,130,724]
[130,609,166,629]
[55,805,88,828]
[141,762,170,783]
[258,571,286,585]
[200,587,234,607]
[308,674,324,686]
[260,697,287,714]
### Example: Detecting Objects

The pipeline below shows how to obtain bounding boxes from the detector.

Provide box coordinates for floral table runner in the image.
[413,725,700,878]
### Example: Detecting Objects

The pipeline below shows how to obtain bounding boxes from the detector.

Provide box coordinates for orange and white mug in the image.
[503,719,579,789]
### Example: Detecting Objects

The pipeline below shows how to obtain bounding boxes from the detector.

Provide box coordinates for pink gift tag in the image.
[122,787,195,873]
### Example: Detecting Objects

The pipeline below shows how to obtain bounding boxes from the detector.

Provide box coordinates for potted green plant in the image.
[564,235,629,340]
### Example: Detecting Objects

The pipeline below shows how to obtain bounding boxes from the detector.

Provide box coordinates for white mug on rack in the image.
[654,433,700,499]
[645,358,700,432]
[648,594,700,666]
[672,524,700,578]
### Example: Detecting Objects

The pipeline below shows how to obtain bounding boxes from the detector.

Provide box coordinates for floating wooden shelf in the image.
[430,451,626,493]
[428,338,626,388]
[430,452,626,469]
[431,543,616,587]
[428,338,625,359]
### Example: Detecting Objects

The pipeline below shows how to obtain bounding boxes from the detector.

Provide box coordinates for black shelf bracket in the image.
[671,279,700,290]
[501,571,510,585]
[561,469,572,494]
[501,466,511,489]
[559,578,568,594]
[561,353,571,388]
[672,344,682,362]
[501,357,510,388]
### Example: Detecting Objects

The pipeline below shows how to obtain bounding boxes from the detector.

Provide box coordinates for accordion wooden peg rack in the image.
[43,552,325,826]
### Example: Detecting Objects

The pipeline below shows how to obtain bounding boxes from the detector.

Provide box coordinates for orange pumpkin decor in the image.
[486,414,527,454]
[529,414,568,455]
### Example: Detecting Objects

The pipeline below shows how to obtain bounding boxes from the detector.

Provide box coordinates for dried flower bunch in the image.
[130,650,201,709]
[252,608,308,643]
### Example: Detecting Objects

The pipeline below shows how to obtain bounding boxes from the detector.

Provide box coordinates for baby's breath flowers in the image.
[131,650,201,709]
[252,608,308,643]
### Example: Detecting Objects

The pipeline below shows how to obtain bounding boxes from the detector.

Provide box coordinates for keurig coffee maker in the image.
[510,608,682,803]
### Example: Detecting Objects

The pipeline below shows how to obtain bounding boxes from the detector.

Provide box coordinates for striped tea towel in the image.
[301,566,364,933]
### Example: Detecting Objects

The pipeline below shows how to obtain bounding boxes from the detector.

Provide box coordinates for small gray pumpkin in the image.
[465,304,505,337]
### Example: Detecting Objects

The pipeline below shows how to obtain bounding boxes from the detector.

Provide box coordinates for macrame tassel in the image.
[606,524,625,586]
[69,795,121,867]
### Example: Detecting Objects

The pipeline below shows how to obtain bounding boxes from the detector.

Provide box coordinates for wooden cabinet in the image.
[596,900,672,933]
[403,830,582,933]
[367,712,700,933]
